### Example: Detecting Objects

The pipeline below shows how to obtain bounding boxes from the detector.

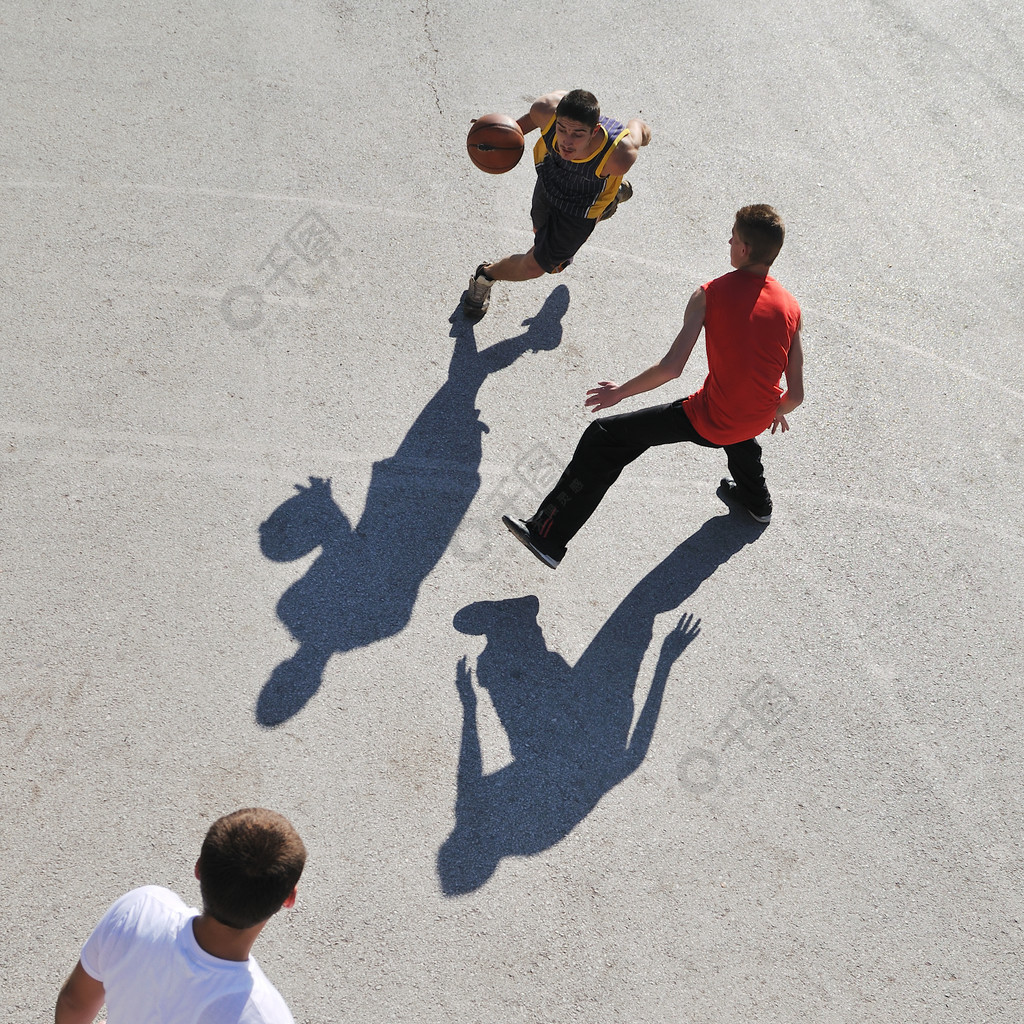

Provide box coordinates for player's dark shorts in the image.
[530,180,597,274]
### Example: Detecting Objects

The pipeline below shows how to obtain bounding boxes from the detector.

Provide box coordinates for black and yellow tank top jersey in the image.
[533,113,630,220]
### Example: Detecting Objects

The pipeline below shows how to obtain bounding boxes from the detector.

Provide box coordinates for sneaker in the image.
[463,263,494,318]
[502,515,562,569]
[718,478,772,523]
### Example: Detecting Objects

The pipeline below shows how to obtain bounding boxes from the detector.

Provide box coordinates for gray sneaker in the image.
[463,263,494,318]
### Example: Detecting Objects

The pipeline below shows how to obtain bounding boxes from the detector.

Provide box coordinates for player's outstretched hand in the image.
[639,122,652,146]
[585,381,622,412]
[771,410,790,434]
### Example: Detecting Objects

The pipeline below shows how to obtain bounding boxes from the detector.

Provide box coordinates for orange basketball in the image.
[467,113,525,174]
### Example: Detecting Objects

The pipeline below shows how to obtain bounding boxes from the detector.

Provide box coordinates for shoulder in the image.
[242,958,296,1024]
[81,887,191,980]
[765,274,794,293]
[529,91,563,124]
[702,272,733,295]
[126,885,192,915]
[535,110,556,134]
[764,275,801,311]
[535,90,565,107]
[106,885,181,914]
[95,887,192,939]
[602,130,638,175]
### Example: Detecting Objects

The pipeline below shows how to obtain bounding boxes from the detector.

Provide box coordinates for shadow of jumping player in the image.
[256,286,570,726]
[438,511,765,895]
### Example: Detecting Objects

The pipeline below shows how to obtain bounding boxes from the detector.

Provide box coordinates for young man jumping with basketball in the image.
[462,89,651,319]
[503,204,804,568]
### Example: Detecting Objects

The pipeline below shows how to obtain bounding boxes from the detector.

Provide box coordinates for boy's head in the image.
[733,205,785,267]
[555,89,601,130]
[553,90,602,160]
[197,808,307,929]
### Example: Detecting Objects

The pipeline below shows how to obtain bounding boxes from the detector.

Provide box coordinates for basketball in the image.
[467,113,525,174]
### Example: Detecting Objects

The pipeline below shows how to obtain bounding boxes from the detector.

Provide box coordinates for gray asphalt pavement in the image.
[3,1,1023,1021]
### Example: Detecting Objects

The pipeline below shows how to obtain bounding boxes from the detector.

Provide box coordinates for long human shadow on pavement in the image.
[255,286,570,726]
[438,510,766,895]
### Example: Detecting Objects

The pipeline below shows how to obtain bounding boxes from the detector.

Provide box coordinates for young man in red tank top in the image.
[503,205,805,569]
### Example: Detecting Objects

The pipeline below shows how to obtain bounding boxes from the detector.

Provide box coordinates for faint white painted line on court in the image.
[3,176,684,273]
[1,419,369,469]
[711,479,1024,546]
[615,475,1024,548]
[582,242,692,274]
[457,467,1024,551]
[5,420,1023,546]
[0,275,318,310]
[4,421,502,491]
[7,178,1024,399]
[816,313,1024,406]
[859,655,1024,926]
[2,177,516,230]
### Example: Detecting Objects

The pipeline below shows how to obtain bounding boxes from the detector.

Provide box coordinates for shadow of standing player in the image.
[256,286,570,726]
[438,510,766,895]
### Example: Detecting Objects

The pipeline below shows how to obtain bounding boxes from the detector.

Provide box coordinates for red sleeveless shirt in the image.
[683,271,801,445]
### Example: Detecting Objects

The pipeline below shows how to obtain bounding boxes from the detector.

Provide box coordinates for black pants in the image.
[529,400,770,555]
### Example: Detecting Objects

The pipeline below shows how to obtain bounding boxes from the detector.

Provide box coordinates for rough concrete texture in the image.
[3,1,1023,1021]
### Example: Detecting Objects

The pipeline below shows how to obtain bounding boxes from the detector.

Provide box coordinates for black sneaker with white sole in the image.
[502,515,563,569]
[718,478,772,523]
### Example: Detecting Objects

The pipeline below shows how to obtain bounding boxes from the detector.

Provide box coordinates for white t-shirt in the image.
[80,886,294,1024]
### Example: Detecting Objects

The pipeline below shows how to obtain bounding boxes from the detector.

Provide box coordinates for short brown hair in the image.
[198,808,306,929]
[734,204,785,266]
[555,90,600,129]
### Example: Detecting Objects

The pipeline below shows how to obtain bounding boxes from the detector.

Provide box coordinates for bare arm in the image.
[603,117,652,176]
[585,288,706,413]
[627,118,653,147]
[518,91,565,134]
[771,324,805,434]
[55,961,105,1024]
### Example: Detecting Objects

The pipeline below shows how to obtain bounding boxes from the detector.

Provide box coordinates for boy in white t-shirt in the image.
[55,808,307,1024]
